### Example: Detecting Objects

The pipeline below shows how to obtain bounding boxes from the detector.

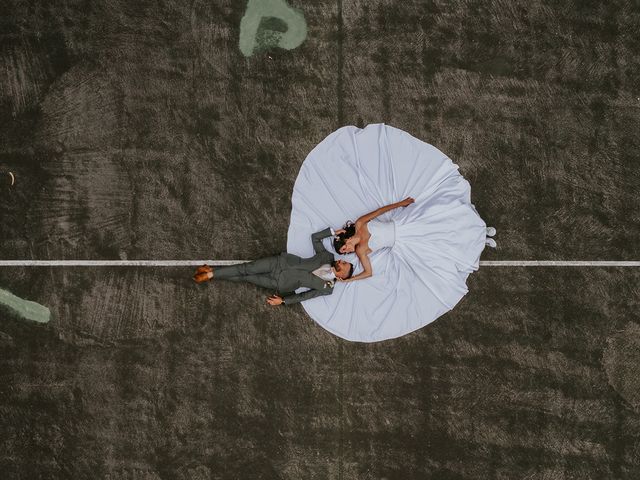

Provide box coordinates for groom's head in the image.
[332,260,354,280]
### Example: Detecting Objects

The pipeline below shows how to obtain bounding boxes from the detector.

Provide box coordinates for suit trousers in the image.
[214,256,280,290]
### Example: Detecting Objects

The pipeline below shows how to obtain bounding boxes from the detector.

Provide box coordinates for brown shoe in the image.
[195,264,213,275]
[193,271,213,283]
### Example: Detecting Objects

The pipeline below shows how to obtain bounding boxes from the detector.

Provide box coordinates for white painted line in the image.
[0,260,249,266]
[480,261,640,266]
[0,260,639,267]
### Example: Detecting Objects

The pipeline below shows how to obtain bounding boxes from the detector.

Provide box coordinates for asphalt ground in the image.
[1,1,640,478]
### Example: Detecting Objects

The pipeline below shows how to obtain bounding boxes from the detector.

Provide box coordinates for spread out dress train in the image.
[286,123,488,342]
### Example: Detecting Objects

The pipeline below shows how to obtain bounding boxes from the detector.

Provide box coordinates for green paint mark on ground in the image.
[0,288,50,323]
[240,0,307,57]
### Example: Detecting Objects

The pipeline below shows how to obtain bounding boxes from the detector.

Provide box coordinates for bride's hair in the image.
[333,220,356,253]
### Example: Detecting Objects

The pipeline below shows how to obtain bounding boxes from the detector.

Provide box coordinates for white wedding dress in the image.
[286,123,488,342]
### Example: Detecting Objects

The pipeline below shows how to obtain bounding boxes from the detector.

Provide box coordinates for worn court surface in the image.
[1,1,640,479]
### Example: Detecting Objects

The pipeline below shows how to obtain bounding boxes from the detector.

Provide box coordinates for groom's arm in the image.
[282,287,331,305]
[311,227,335,254]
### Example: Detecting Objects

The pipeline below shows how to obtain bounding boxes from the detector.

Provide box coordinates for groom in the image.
[193,228,354,306]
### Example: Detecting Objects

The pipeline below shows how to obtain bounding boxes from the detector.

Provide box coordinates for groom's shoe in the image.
[485,238,497,249]
[193,271,213,283]
[196,264,212,275]
[193,265,214,283]
[486,226,497,237]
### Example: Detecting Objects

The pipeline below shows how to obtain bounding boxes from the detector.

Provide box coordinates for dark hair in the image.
[333,220,356,253]
[346,263,354,279]
[332,260,354,279]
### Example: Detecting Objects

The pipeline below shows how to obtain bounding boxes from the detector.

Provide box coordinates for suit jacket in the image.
[279,228,336,305]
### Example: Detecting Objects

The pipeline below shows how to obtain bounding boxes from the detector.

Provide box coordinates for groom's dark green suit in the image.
[214,228,336,305]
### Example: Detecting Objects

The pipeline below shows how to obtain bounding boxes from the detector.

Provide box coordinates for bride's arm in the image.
[340,248,373,283]
[355,197,414,227]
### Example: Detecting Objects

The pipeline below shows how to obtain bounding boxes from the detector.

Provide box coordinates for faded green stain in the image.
[239,0,307,57]
[0,288,50,323]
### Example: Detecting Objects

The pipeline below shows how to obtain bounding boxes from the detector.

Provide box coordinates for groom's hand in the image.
[267,295,284,306]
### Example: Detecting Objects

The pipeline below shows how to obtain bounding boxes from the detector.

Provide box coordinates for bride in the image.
[332,196,495,285]
[286,123,496,342]
[331,196,416,283]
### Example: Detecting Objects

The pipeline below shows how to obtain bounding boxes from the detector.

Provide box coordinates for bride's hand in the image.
[399,197,415,207]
